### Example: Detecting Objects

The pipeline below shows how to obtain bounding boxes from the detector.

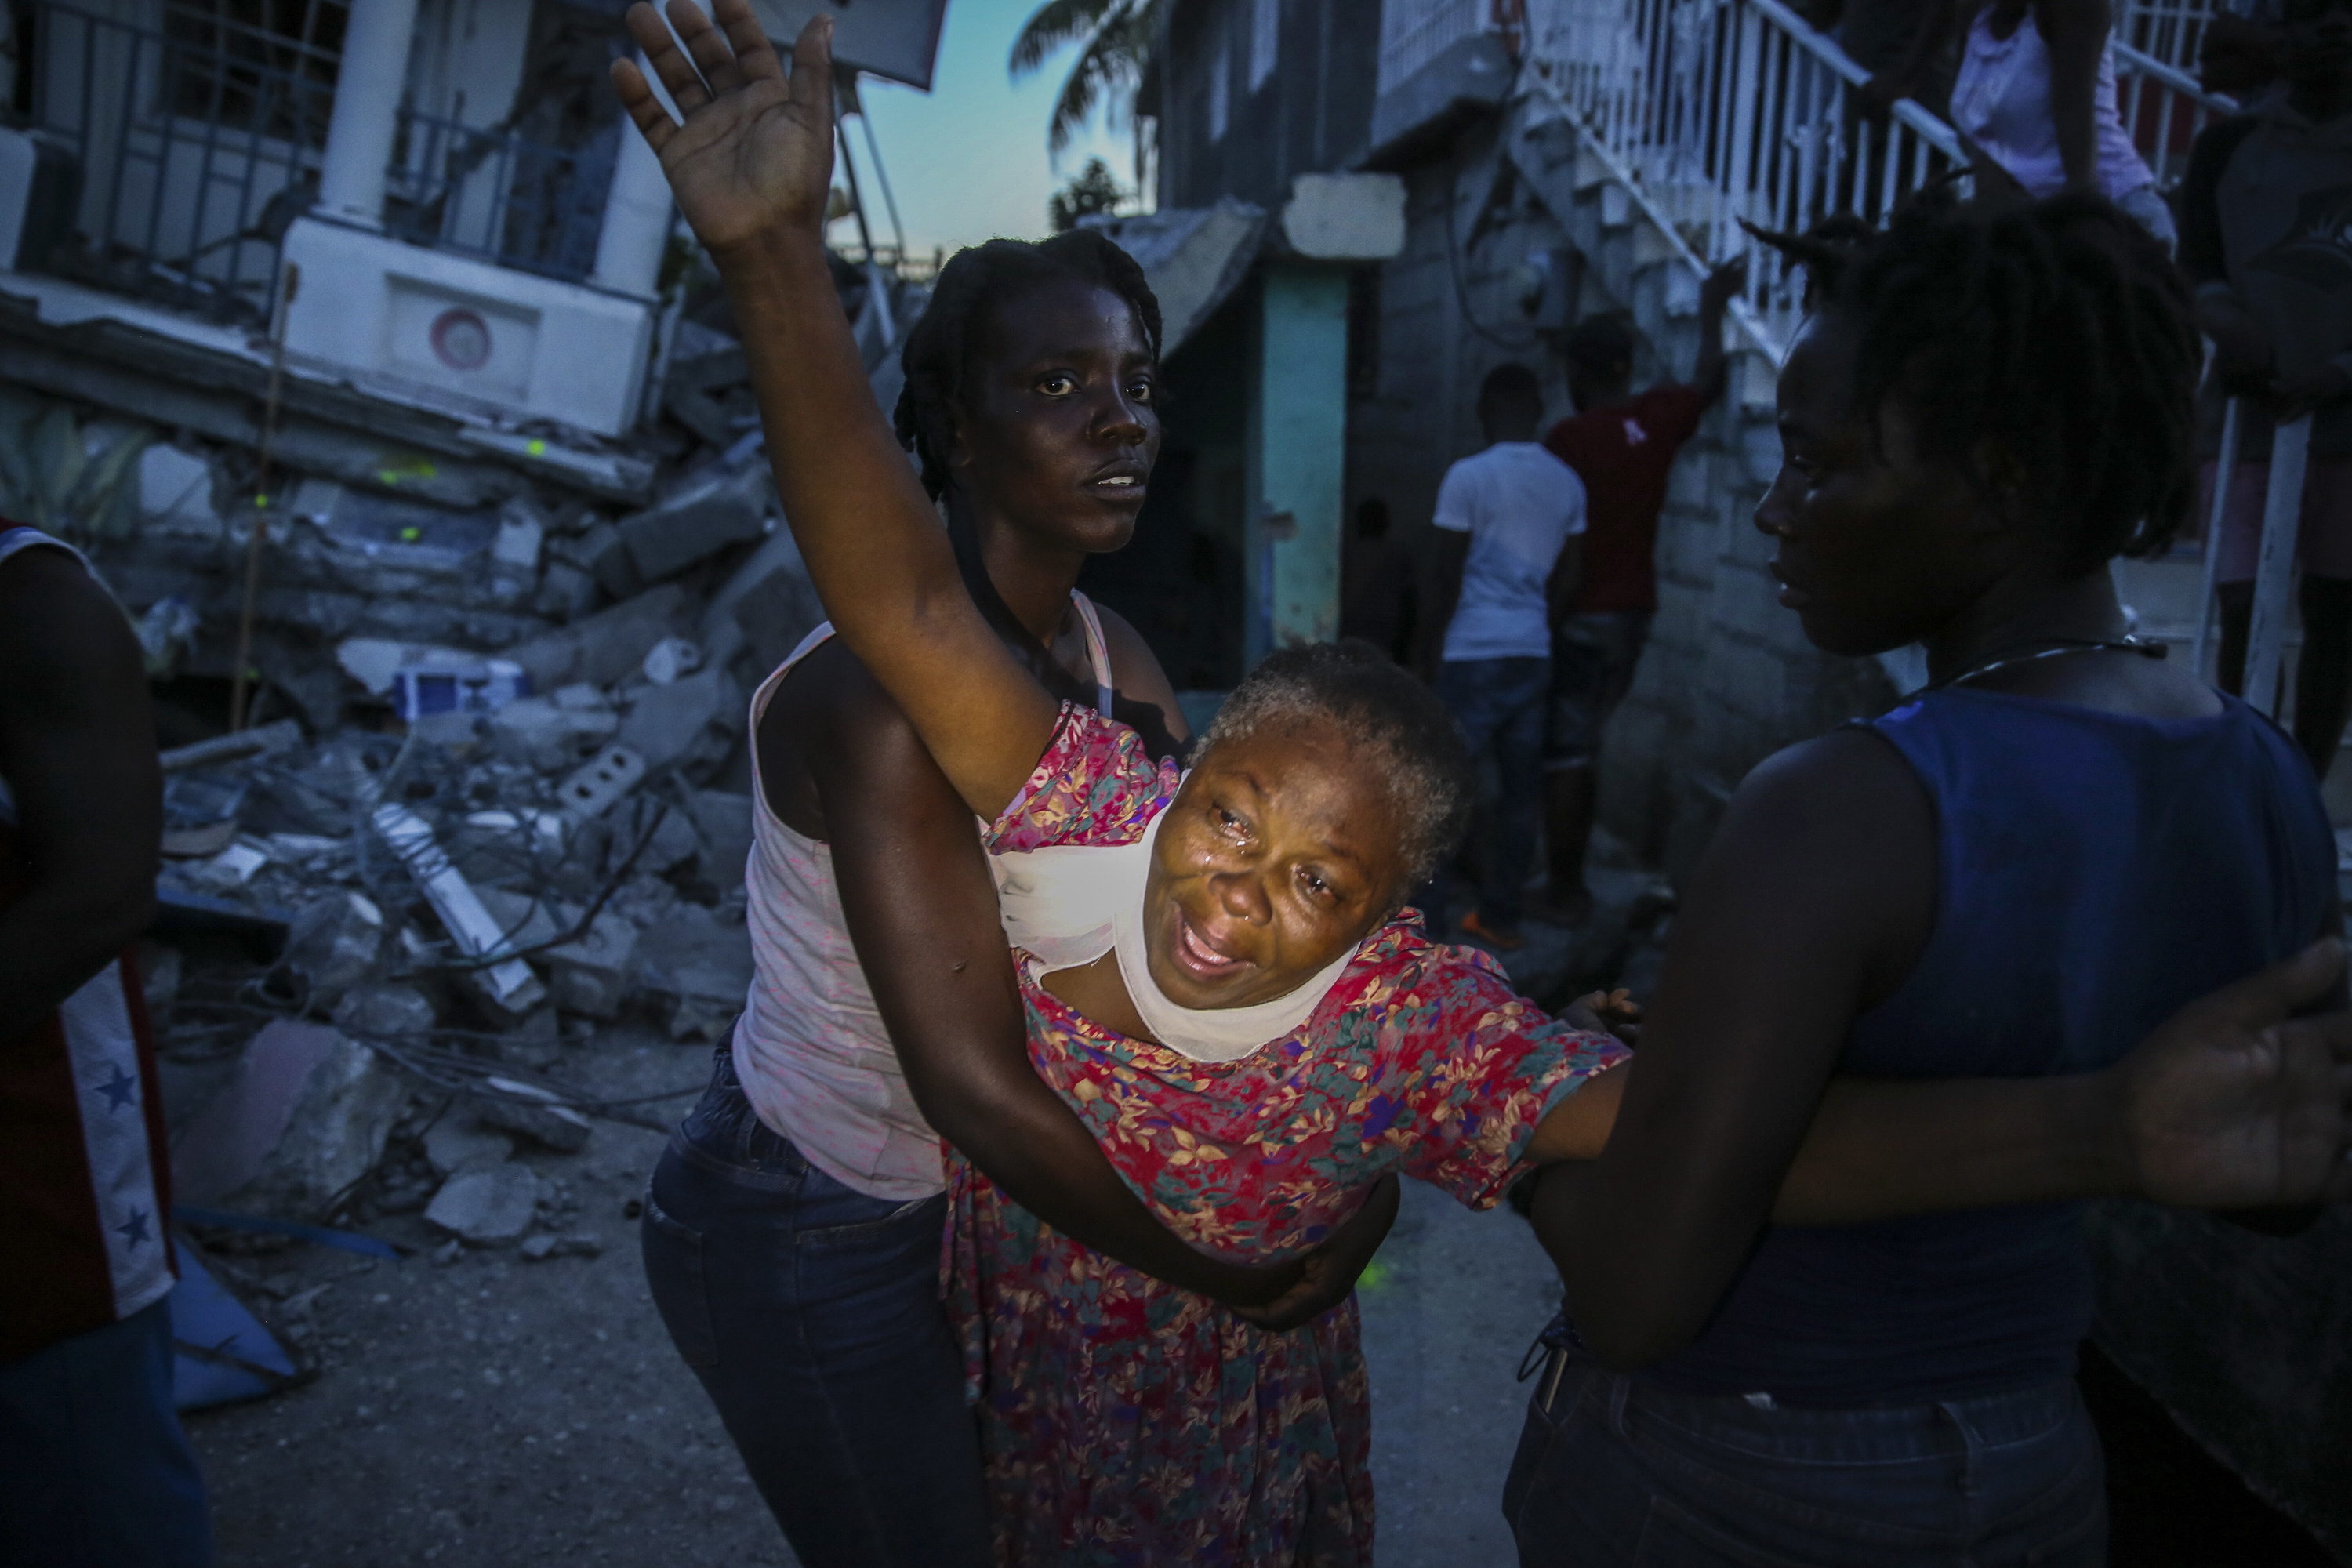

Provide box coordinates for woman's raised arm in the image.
[612,2,1058,817]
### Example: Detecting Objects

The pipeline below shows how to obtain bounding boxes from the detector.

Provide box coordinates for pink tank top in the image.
[731,595,1115,1201]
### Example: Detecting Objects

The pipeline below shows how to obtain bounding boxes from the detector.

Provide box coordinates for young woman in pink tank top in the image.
[636,229,1395,1563]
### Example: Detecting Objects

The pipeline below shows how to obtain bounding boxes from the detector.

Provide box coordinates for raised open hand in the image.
[2116,938,2352,1211]
[612,0,833,259]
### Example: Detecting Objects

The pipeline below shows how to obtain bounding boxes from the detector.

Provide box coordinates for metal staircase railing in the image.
[1526,0,1965,354]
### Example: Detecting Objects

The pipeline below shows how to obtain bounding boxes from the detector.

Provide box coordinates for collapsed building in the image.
[0,0,927,1343]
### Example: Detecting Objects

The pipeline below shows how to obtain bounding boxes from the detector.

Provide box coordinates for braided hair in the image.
[1757,191,2200,576]
[892,230,1164,499]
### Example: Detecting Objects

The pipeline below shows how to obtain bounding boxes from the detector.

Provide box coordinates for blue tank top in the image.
[1640,686,2335,1406]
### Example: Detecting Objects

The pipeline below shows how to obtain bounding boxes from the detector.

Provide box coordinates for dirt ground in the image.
[180,1025,800,1567]
[174,1021,1564,1568]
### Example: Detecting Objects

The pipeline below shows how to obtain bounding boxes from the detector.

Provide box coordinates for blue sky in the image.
[843,0,1147,259]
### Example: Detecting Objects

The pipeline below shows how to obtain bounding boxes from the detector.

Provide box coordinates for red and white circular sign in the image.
[429,307,492,371]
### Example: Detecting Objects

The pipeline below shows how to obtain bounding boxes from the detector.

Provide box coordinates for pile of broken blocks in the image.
[2,376,841,1262]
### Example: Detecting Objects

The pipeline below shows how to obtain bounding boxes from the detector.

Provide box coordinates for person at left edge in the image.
[0,521,211,1567]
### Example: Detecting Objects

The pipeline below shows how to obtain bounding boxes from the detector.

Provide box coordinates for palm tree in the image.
[1009,0,1166,155]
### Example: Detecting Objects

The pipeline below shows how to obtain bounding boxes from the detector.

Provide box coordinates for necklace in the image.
[1921,635,2166,695]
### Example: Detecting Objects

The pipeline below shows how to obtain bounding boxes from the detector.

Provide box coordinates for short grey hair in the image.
[1200,641,1473,900]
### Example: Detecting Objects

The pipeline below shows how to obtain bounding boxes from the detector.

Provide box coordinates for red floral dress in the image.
[952,706,1628,1566]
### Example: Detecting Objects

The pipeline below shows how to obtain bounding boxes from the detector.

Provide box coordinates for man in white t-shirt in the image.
[1417,364,1588,948]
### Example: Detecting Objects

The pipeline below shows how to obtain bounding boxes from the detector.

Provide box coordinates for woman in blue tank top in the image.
[1507,192,2350,1563]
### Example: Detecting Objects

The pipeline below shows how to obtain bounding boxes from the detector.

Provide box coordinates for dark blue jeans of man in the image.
[1435,655,1552,932]
[1503,1352,2107,1566]
[0,1296,213,1566]
[641,1045,987,1568]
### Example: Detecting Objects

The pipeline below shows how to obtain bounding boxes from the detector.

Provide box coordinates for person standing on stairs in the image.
[1417,363,1589,950]
[1871,1,2175,247]
[2186,0,2352,779]
[1536,260,1744,923]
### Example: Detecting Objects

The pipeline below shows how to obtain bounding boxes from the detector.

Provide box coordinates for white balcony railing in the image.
[2118,0,2223,75]
[2112,38,2238,191]
[1522,0,2240,353]
[1526,0,1966,352]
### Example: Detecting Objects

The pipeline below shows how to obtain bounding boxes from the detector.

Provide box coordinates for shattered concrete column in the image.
[318,0,423,228]
[592,54,679,298]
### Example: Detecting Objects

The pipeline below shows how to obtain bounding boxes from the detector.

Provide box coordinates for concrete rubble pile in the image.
[132,568,776,1241]
[4,298,871,1258]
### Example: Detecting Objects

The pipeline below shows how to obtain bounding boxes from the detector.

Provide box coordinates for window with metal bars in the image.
[159,0,347,147]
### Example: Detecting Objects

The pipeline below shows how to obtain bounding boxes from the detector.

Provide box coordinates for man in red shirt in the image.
[0,524,211,1566]
[1539,260,1744,920]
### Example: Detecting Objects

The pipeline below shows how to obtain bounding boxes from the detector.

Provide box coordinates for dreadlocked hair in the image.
[1756,189,2200,575]
[891,229,1164,499]
[1201,641,1474,902]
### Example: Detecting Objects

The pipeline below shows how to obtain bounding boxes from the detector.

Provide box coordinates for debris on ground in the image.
[91,372,830,1396]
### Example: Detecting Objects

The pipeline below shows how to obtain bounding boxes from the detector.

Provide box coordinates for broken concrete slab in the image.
[138,441,215,524]
[281,891,386,1002]
[611,797,701,877]
[641,637,701,685]
[616,463,771,583]
[518,1232,605,1261]
[423,1164,542,1246]
[372,804,545,1016]
[532,556,599,622]
[157,719,304,775]
[492,510,543,573]
[702,527,823,675]
[615,664,741,779]
[493,1006,564,1072]
[686,790,754,887]
[554,746,647,820]
[634,905,753,1041]
[506,582,691,693]
[172,1021,407,1221]
[421,1112,515,1178]
[543,909,640,1019]
[331,983,437,1044]
[472,887,572,956]
[475,1077,593,1154]
[485,693,620,771]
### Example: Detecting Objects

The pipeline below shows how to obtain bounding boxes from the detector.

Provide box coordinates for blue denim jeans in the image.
[0,1297,212,1566]
[1436,655,1552,931]
[1504,1352,2107,1566]
[641,1045,987,1568]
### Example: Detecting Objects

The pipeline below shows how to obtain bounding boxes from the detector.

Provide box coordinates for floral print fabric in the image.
[955,704,1628,1566]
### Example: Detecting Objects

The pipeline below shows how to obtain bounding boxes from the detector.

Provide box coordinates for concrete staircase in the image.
[1497,97,1897,880]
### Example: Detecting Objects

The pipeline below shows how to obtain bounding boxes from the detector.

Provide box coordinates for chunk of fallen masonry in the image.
[424,1165,543,1246]
[543,910,639,1019]
[474,1077,593,1154]
[372,802,545,1017]
[331,983,437,1044]
[172,1021,405,1221]
[421,1112,514,1178]
[281,890,385,1004]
